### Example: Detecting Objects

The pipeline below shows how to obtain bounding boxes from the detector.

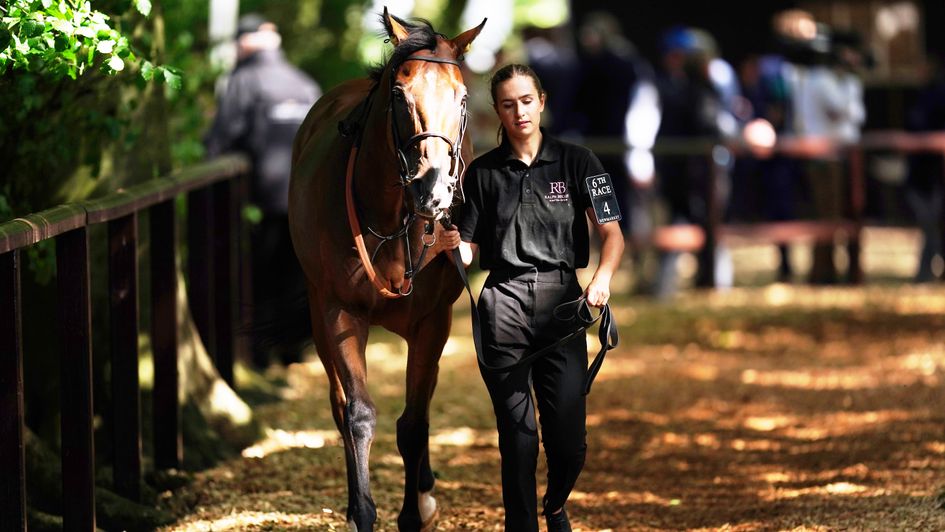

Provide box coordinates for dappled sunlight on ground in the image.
[170,510,341,531]
[241,428,340,459]
[160,283,945,530]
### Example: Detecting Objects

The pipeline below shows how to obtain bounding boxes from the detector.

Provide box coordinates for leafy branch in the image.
[0,0,178,86]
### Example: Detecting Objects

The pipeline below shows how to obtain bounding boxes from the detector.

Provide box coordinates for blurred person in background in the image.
[653,26,734,298]
[523,24,581,135]
[784,19,866,284]
[830,30,868,145]
[905,54,945,282]
[573,11,661,277]
[729,35,801,282]
[205,13,322,367]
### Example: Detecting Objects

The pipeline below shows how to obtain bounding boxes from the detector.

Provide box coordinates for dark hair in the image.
[489,64,546,145]
[236,13,269,38]
[369,17,443,83]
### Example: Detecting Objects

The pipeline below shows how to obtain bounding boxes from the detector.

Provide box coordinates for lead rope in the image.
[448,248,618,395]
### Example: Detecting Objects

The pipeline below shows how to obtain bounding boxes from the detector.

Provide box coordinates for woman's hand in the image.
[438,226,461,254]
[436,225,477,267]
[584,276,611,308]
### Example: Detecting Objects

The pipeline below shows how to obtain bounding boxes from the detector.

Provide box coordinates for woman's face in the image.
[494,75,545,141]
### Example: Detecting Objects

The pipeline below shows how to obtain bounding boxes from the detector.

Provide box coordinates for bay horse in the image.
[288,9,485,531]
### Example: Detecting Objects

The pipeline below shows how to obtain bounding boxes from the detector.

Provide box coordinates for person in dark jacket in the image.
[205,13,321,367]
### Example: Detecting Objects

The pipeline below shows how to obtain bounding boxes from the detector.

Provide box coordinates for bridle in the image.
[343,52,468,298]
[390,54,469,198]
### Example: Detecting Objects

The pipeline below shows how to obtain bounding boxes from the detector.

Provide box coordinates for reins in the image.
[448,247,619,395]
[341,52,467,298]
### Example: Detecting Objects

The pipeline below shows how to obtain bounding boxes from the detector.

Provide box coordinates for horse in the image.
[288,9,486,531]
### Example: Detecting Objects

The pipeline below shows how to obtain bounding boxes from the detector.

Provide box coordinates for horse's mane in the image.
[368,16,445,83]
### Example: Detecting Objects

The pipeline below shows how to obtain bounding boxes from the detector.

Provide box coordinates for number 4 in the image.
[603,202,611,215]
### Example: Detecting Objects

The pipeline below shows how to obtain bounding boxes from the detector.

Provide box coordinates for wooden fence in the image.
[0,154,249,531]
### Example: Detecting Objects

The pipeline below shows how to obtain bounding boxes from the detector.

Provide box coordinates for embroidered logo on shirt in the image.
[545,181,570,203]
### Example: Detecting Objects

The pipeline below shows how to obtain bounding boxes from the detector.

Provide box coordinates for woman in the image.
[441,64,624,531]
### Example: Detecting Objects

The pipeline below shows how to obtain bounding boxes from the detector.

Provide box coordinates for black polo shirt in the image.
[457,132,607,271]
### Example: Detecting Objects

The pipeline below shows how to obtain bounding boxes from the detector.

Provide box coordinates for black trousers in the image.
[478,268,588,531]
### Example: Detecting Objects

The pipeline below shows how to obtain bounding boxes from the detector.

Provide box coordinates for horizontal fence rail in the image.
[0,154,249,531]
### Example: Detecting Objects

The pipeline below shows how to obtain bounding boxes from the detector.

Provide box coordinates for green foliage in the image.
[160,0,217,167]
[237,0,370,91]
[141,59,181,89]
[0,0,150,80]
[0,0,183,220]
[25,240,55,285]
[0,189,12,223]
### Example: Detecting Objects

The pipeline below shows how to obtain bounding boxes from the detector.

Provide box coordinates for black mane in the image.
[368,17,445,82]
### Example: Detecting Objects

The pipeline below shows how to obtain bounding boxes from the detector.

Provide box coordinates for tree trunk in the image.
[24,428,174,531]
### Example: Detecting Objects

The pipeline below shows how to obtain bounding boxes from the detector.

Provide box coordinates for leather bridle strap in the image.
[345,145,407,298]
[402,54,460,66]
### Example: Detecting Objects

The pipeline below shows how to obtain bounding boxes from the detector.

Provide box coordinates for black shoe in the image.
[545,507,572,532]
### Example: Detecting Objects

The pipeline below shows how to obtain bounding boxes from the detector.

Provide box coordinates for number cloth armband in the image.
[585,173,622,224]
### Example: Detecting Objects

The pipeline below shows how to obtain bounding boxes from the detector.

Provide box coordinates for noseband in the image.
[390,54,469,193]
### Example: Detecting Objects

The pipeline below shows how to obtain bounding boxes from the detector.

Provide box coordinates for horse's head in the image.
[382,9,486,220]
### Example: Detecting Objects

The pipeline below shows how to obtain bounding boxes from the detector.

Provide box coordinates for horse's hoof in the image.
[420,508,438,532]
[419,490,438,531]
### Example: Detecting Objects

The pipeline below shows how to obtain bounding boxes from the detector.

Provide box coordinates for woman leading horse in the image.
[288,10,485,532]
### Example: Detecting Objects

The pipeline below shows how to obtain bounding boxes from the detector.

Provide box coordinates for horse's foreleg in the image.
[315,303,377,531]
[397,314,451,531]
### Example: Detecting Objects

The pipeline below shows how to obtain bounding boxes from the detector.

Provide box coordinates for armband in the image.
[585,173,622,224]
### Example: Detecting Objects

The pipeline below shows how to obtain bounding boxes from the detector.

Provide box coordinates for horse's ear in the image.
[451,18,487,55]
[382,6,411,46]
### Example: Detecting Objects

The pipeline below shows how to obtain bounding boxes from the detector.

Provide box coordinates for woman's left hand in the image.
[584,278,610,308]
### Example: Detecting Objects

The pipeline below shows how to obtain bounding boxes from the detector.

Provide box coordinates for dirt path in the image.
[159,284,945,531]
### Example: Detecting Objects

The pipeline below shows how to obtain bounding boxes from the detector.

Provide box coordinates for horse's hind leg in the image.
[397,312,451,531]
[312,300,377,531]
[308,289,345,432]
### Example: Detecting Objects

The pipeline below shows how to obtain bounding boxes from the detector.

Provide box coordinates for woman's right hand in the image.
[438,226,461,253]
[437,226,477,268]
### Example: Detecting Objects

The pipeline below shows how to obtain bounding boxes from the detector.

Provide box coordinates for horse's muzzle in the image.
[407,167,454,219]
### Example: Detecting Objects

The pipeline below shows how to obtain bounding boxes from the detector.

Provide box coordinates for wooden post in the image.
[57,227,96,531]
[0,249,27,531]
[235,172,252,367]
[847,146,865,284]
[150,200,181,469]
[109,213,142,501]
[696,151,719,288]
[187,188,216,358]
[212,180,236,386]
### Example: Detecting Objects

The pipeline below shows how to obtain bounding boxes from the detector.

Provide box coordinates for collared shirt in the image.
[456,131,606,271]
